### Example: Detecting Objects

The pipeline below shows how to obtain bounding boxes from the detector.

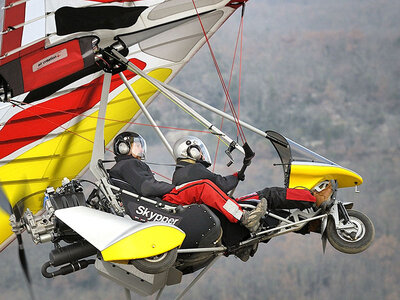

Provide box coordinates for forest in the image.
[1,0,399,299]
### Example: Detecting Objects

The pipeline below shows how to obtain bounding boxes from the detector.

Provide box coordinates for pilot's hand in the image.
[236,170,245,181]
[243,156,252,167]
[242,142,255,167]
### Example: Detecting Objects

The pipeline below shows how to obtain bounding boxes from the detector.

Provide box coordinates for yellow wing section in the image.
[0,69,171,249]
[0,1,245,251]
[101,225,185,261]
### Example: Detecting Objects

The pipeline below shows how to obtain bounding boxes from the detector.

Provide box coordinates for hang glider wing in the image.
[0,0,247,249]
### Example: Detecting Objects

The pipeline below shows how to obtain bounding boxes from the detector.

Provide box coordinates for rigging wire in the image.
[6,98,178,181]
[103,49,232,150]
[152,170,172,182]
[8,98,214,135]
[212,4,246,171]
[238,4,245,125]
[1,4,251,183]
[191,0,247,145]
[8,99,104,151]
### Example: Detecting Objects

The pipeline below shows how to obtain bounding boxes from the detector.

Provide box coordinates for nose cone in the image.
[289,163,363,189]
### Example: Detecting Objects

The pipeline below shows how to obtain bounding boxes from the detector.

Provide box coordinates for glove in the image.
[236,170,245,181]
[243,156,252,167]
[242,143,255,167]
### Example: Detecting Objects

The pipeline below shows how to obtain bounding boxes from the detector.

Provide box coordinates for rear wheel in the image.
[327,209,374,254]
[131,248,177,274]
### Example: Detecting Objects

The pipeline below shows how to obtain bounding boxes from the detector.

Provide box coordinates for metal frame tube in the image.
[124,288,131,300]
[108,184,177,211]
[155,286,165,300]
[158,80,268,138]
[177,246,226,254]
[175,255,221,300]
[90,72,112,180]
[238,213,328,247]
[119,72,174,158]
[111,49,244,155]
[266,211,296,224]
[255,214,327,237]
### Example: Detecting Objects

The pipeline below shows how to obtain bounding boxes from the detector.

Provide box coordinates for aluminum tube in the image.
[175,255,221,300]
[108,184,177,211]
[90,72,111,180]
[111,49,245,155]
[119,72,174,158]
[255,214,328,237]
[159,80,268,138]
[177,247,226,254]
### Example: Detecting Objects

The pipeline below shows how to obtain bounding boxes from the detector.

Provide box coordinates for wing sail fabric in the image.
[0,0,247,250]
[54,6,147,36]
[0,0,26,58]
[0,37,96,98]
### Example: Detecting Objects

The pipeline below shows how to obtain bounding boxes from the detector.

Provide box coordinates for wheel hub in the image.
[337,216,365,242]
[143,252,168,263]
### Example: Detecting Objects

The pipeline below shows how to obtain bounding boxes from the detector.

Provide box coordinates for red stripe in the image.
[236,193,259,202]
[212,10,244,171]
[191,0,246,144]
[286,189,316,203]
[0,59,146,159]
[0,40,45,66]
[1,1,26,56]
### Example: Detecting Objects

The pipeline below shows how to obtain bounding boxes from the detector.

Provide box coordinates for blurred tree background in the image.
[1,0,399,299]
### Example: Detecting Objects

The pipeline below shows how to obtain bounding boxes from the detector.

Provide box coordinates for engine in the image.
[10,179,87,245]
[9,178,98,278]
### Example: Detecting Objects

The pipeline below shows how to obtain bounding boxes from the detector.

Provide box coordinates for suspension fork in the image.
[337,201,351,224]
[322,200,354,235]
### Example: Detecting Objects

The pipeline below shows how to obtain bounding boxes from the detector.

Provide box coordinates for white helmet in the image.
[173,136,211,166]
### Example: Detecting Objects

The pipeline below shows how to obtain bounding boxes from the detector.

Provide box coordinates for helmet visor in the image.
[130,136,147,159]
[191,137,211,165]
[198,142,211,165]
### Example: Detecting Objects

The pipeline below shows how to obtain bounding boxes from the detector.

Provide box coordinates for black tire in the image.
[131,248,177,274]
[327,209,375,254]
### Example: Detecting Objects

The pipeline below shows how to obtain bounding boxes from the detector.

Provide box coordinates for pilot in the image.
[172,136,333,212]
[109,131,267,233]
[109,131,175,198]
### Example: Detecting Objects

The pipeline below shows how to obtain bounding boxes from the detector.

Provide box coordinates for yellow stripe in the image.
[0,69,172,246]
[101,225,185,261]
[289,164,363,190]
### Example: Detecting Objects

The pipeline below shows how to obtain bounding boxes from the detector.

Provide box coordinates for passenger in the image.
[108,131,267,233]
[172,136,333,211]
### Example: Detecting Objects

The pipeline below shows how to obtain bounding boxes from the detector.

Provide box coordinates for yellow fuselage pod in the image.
[54,207,185,261]
[289,162,363,190]
[101,224,184,262]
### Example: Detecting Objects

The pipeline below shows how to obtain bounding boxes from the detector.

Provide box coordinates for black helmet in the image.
[113,131,147,159]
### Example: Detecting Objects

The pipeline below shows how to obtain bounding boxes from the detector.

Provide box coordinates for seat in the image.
[109,177,136,193]
[109,175,180,210]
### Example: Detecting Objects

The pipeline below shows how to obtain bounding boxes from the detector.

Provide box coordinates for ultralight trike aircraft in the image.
[0,0,374,299]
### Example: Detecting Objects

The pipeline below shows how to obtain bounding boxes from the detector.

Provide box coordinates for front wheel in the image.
[130,248,177,274]
[326,209,374,254]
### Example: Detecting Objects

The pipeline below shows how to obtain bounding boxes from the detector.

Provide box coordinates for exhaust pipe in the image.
[41,240,97,278]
